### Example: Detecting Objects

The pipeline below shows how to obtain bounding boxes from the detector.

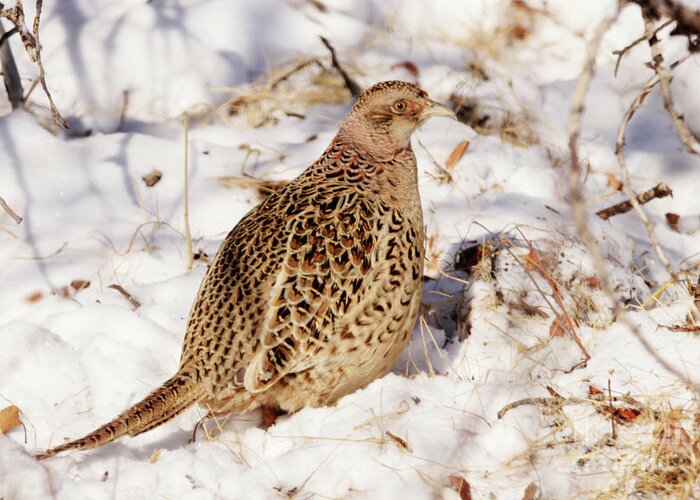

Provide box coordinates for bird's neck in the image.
[313,135,421,218]
[335,114,410,161]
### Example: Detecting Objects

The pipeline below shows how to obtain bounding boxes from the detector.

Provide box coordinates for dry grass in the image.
[449,90,541,148]
[191,58,355,128]
[456,228,700,496]
[595,404,700,498]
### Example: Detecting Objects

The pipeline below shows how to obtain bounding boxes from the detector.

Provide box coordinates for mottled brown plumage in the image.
[35,81,455,460]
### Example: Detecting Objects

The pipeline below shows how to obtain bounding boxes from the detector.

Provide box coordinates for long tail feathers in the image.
[35,373,204,460]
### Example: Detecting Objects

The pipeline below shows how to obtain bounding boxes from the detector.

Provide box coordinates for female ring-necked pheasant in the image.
[36,81,455,459]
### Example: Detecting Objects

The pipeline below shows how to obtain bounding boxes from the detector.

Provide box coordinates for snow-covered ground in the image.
[2,1,700,498]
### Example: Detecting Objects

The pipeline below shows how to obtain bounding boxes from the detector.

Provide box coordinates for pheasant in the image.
[35,80,455,459]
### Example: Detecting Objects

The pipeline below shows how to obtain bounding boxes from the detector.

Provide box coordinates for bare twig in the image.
[108,284,141,309]
[567,10,700,395]
[183,114,194,270]
[614,69,676,277]
[0,19,24,108]
[596,183,673,220]
[31,0,68,128]
[116,89,129,132]
[644,16,700,154]
[630,0,700,40]
[0,195,22,224]
[319,36,362,98]
[520,234,590,360]
[612,19,673,76]
[568,14,617,227]
[268,58,324,91]
[497,392,642,419]
[608,379,617,440]
[0,0,67,127]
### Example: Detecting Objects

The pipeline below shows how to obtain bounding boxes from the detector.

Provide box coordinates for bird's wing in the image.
[179,189,290,375]
[243,183,379,393]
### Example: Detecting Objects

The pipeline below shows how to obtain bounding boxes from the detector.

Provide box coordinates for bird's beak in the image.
[420,99,456,120]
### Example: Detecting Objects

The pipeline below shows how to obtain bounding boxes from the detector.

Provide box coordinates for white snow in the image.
[1,0,700,498]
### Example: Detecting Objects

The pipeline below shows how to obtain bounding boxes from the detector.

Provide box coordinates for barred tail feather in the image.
[35,373,204,460]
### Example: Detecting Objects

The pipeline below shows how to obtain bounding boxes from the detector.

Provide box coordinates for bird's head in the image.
[338,81,456,159]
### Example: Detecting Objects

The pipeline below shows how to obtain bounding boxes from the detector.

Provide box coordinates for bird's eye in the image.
[391,100,407,114]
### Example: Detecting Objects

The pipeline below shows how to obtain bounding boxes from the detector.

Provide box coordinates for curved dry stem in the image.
[615,73,675,278]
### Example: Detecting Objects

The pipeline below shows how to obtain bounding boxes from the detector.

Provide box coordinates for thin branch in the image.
[30,0,68,128]
[612,18,674,76]
[0,0,67,127]
[497,393,642,419]
[644,16,700,154]
[319,36,362,98]
[519,233,590,361]
[0,24,17,47]
[183,114,194,270]
[268,58,324,91]
[630,0,700,40]
[0,20,23,109]
[0,195,22,224]
[116,89,129,132]
[567,14,618,287]
[107,284,141,309]
[596,183,673,220]
[614,66,676,277]
[567,10,700,395]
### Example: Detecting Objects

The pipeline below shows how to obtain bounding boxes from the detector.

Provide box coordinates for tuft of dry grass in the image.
[449,92,541,148]
[601,405,700,498]
[435,0,542,62]
[192,58,355,128]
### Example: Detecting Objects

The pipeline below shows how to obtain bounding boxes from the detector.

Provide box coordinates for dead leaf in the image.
[667,324,700,332]
[305,134,318,142]
[606,173,623,191]
[70,279,91,291]
[616,408,641,423]
[523,247,542,272]
[665,212,680,232]
[454,243,484,272]
[385,431,412,452]
[522,482,539,500]
[449,475,472,500]
[445,140,470,169]
[549,316,566,337]
[588,385,604,396]
[546,386,562,397]
[511,24,529,39]
[0,406,21,434]
[150,448,162,464]
[142,169,163,187]
[390,60,419,76]
[583,277,601,289]
[26,291,43,303]
[661,419,692,453]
